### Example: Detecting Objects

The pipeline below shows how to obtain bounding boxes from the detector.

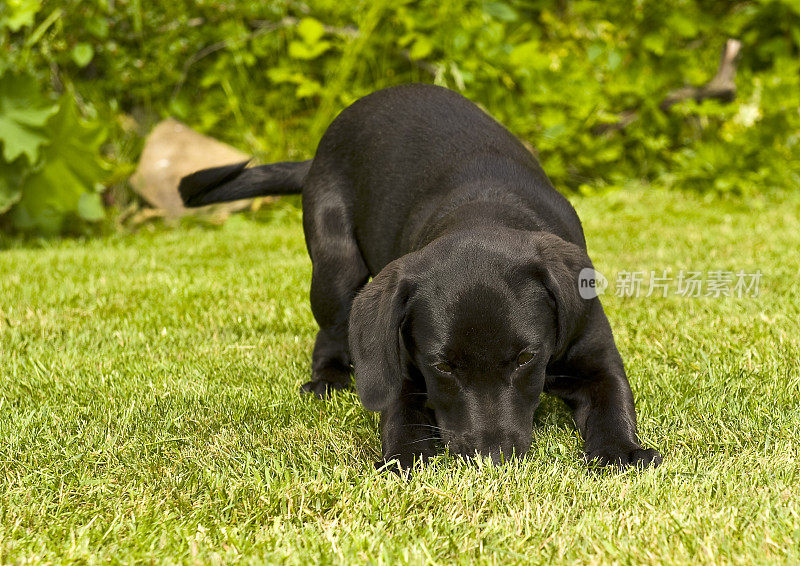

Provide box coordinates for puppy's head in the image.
[349,230,592,462]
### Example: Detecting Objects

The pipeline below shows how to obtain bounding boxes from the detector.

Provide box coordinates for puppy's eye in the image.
[435,362,453,374]
[516,352,535,366]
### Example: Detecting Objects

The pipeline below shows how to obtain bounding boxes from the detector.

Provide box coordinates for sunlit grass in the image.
[1,187,799,563]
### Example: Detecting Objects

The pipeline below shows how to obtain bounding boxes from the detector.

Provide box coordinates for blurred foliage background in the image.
[0,0,798,234]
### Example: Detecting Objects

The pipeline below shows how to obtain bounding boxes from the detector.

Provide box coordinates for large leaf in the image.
[0,158,26,213]
[0,72,58,163]
[8,96,108,234]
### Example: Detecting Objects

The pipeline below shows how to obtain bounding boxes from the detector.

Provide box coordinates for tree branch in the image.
[593,39,742,135]
[659,38,741,110]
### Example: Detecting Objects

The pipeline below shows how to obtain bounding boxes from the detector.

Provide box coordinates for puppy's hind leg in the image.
[300,179,369,398]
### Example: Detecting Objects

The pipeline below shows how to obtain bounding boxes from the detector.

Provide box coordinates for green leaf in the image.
[0,159,26,214]
[266,68,305,84]
[409,36,433,60]
[587,44,604,62]
[86,16,109,39]
[8,96,108,234]
[666,12,699,39]
[71,43,95,67]
[606,50,622,71]
[483,1,518,22]
[0,72,58,163]
[0,0,42,31]
[295,79,323,99]
[77,192,104,221]
[288,40,332,60]
[509,40,549,70]
[296,17,325,44]
[642,34,665,55]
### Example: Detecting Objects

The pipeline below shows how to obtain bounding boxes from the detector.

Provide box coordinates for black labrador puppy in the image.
[179,84,661,470]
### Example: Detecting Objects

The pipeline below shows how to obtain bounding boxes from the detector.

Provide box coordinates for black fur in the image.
[180,84,661,471]
[179,159,311,206]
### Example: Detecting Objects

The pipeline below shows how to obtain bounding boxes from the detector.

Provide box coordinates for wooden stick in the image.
[593,39,742,134]
[660,39,742,110]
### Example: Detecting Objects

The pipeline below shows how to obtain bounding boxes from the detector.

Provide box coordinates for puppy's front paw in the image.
[300,378,350,398]
[585,446,662,471]
[300,366,352,399]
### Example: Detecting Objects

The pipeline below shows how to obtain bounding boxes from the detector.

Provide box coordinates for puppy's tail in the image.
[179,159,312,207]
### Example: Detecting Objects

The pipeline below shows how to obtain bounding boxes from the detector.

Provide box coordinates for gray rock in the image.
[130,119,255,218]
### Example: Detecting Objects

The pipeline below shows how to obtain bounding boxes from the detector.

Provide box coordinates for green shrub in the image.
[0,1,109,235]
[1,0,799,234]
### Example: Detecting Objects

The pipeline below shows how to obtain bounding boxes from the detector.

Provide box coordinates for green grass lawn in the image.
[2,187,799,564]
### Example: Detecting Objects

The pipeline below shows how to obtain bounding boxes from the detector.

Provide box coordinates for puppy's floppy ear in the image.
[349,257,414,412]
[531,233,595,358]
